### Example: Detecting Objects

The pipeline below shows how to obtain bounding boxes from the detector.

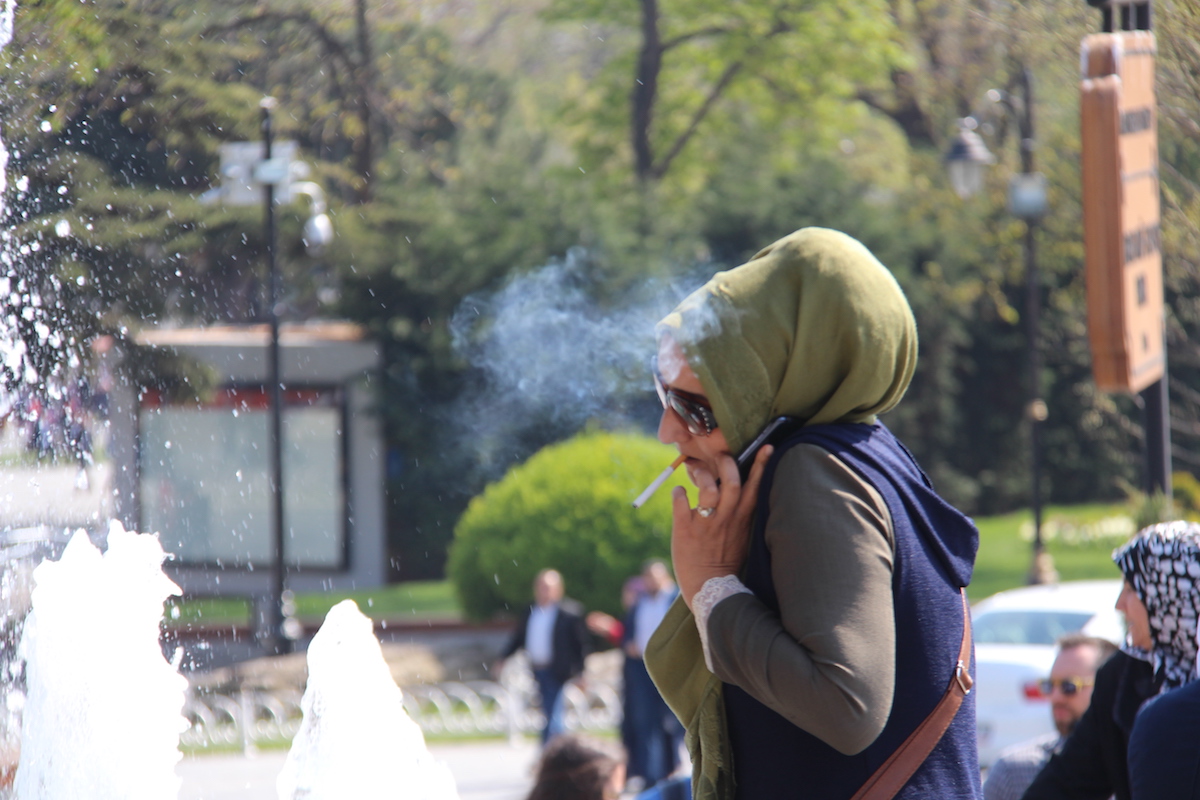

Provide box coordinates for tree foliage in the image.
[543,0,904,183]
[1,0,1196,585]
[1153,0,1200,479]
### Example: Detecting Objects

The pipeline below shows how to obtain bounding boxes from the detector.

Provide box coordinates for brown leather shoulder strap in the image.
[849,589,974,800]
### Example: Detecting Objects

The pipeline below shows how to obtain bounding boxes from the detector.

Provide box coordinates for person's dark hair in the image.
[1057,632,1118,663]
[526,734,625,800]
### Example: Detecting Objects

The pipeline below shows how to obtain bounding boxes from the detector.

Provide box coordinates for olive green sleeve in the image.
[705,443,896,755]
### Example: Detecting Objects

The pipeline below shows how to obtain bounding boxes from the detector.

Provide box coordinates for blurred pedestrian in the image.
[498,569,591,745]
[621,559,684,792]
[586,576,644,648]
[1021,520,1200,800]
[526,733,625,800]
[983,634,1115,800]
[67,417,92,492]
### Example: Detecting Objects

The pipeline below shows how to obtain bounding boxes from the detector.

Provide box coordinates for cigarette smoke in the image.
[447,247,709,477]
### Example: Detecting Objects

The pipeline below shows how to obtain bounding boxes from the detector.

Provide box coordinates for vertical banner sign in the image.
[1080,32,1164,393]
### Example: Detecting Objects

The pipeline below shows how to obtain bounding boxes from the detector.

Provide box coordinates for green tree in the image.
[6,0,1191,582]
[447,430,688,621]
[840,0,1153,512]
[1154,0,1200,478]
[1,0,261,390]
[543,0,903,184]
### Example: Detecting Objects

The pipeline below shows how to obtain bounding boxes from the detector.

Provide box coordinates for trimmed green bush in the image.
[447,430,693,621]
[1173,471,1200,518]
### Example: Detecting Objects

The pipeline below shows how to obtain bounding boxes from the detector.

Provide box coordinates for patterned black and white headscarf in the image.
[1112,520,1200,692]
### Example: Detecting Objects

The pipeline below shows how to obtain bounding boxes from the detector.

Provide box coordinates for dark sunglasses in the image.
[651,356,718,437]
[1038,677,1094,697]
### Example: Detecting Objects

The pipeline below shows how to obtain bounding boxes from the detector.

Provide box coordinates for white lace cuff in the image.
[693,575,753,672]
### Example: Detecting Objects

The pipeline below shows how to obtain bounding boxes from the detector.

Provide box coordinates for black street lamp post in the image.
[253,97,333,653]
[260,96,288,655]
[209,99,333,654]
[946,67,1058,586]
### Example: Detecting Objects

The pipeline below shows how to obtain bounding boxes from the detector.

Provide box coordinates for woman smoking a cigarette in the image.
[642,228,982,800]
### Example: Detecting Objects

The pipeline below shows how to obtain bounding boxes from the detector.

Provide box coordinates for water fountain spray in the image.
[14,521,188,800]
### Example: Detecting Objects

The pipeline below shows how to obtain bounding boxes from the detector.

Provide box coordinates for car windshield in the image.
[973,610,1097,645]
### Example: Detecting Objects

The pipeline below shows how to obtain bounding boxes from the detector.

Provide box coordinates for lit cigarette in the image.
[632,455,687,508]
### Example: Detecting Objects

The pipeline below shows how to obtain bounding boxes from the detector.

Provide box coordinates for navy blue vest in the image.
[723,422,982,799]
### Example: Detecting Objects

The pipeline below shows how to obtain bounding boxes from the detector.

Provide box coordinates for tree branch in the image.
[661,25,736,52]
[203,11,359,75]
[856,69,936,148]
[203,8,376,202]
[647,12,795,179]
[650,60,742,180]
[632,0,662,180]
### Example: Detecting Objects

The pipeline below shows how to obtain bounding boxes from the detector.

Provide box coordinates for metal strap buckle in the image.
[955,660,972,695]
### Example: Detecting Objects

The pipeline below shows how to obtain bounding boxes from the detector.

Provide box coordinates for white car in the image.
[972,579,1126,767]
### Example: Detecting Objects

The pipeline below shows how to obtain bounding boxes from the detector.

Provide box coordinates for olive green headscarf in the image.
[656,226,917,455]
[646,227,918,800]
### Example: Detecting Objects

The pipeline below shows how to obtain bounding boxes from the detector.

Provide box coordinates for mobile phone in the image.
[736,416,800,480]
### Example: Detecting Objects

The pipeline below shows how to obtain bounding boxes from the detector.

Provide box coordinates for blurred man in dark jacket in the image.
[498,569,590,744]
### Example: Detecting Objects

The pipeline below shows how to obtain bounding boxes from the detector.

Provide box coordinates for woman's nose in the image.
[657,406,688,445]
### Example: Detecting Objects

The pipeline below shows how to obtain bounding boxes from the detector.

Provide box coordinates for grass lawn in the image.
[292,579,462,622]
[970,502,1134,600]
[165,502,1138,627]
[165,580,462,629]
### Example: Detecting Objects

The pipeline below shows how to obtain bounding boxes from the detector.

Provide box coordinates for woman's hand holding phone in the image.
[671,444,774,610]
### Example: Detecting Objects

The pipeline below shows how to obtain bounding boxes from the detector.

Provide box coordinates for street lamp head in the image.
[944,118,996,198]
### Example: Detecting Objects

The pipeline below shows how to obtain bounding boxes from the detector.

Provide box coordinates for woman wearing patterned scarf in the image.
[1124,522,1200,799]
[1112,520,1200,690]
[1022,521,1200,800]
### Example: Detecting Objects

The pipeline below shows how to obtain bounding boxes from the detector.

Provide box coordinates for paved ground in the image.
[178,738,540,800]
[0,439,112,531]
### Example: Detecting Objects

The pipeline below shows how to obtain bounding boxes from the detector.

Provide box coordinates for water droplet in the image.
[40,120,51,132]
[55,219,70,237]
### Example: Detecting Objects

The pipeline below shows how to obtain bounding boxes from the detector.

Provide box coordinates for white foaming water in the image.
[1,0,13,214]
[277,600,459,800]
[1,0,14,281]
[15,521,188,800]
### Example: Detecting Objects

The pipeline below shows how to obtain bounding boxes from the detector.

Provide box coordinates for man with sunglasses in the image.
[984,634,1117,800]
